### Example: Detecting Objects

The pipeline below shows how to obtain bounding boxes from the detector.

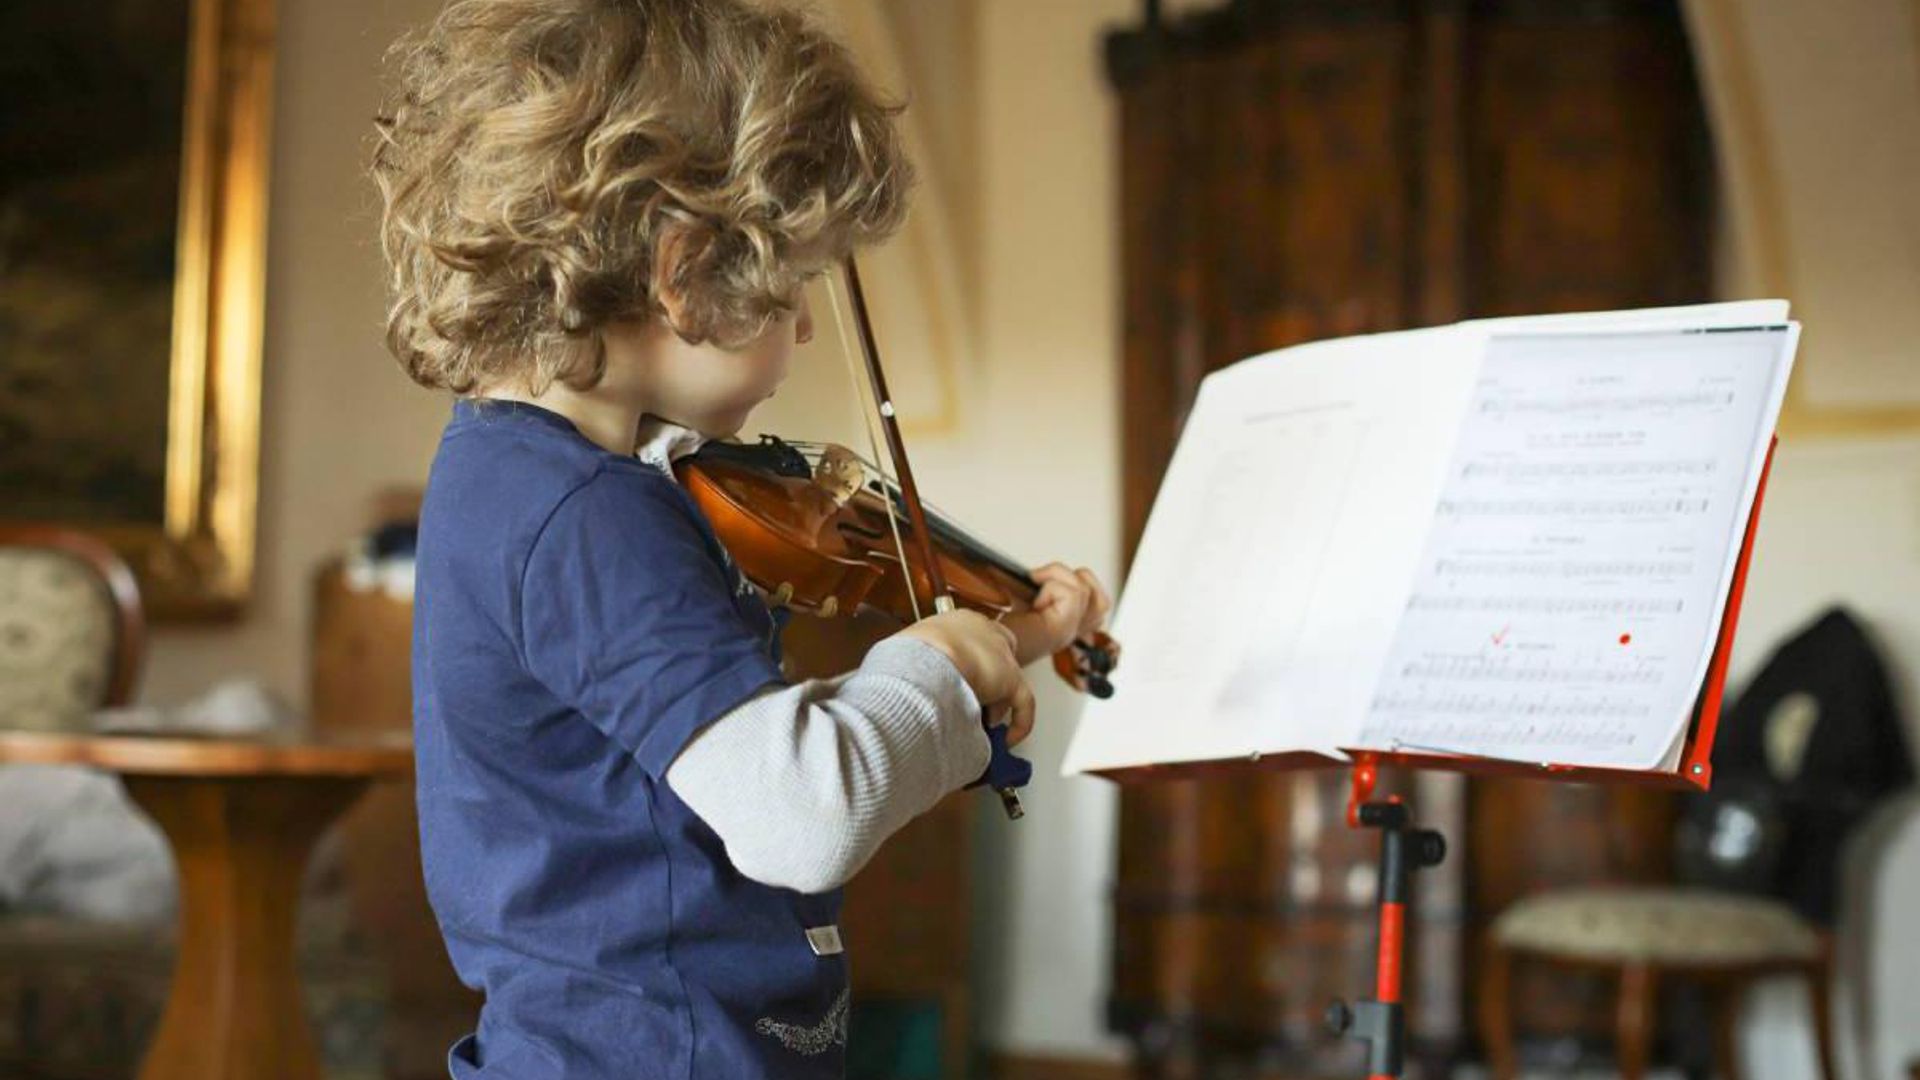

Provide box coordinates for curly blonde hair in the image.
[372,0,912,393]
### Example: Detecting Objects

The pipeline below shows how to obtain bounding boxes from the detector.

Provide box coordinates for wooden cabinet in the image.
[1104,1,1710,1073]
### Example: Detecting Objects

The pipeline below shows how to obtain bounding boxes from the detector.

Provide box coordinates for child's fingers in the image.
[1032,566,1091,623]
[1000,676,1036,748]
[1073,566,1110,633]
[990,616,1019,654]
[1035,578,1086,625]
[1029,563,1083,599]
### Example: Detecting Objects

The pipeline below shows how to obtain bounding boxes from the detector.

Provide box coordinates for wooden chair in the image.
[0,524,145,726]
[1479,886,1836,1080]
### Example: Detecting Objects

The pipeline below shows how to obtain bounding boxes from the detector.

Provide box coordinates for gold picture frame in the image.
[1,0,276,620]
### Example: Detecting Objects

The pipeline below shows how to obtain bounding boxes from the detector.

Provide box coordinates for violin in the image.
[678,437,1120,696]
[674,258,1119,820]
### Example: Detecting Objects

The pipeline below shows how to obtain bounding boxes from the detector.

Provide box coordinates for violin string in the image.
[823,273,924,621]
[793,434,1036,586]
[784,438,1036,587]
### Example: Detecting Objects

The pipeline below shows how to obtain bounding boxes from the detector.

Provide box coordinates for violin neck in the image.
[878,483,1035,590]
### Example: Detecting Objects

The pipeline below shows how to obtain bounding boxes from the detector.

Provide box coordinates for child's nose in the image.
[795,294,815,345]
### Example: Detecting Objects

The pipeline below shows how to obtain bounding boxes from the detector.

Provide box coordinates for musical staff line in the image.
[1406,594,1683,616]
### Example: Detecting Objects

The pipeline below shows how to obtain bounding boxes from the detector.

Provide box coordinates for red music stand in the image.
[1094,440,1779,1079]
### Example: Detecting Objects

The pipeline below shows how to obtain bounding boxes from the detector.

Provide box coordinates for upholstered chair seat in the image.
[1482,889,1834,1080]
[1493,885,1822,966]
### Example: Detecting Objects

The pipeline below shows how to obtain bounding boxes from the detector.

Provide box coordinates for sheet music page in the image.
[1356,325,1797,769]
[1062,302,1797,779]
[1061,327,1482,773]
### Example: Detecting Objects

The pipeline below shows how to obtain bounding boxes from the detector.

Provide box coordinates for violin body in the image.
[676,435,1116,697]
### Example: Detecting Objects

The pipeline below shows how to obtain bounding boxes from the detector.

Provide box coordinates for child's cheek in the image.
[746,342,791,400]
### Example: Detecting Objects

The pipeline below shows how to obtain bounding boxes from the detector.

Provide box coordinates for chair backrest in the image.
[0,525,144,730]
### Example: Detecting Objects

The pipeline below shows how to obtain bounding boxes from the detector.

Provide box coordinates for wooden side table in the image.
[0,728,412,1080]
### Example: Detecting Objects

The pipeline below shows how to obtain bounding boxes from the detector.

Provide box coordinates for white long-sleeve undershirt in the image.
[665,637,990,894]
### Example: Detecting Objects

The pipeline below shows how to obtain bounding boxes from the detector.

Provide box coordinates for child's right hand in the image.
[893,610,1035,748]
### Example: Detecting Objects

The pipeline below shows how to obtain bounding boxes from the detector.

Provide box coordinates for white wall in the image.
[961,0,1133,1059]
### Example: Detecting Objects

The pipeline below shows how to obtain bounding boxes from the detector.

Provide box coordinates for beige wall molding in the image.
[817,0,979,437]
[1683,0,1920,438]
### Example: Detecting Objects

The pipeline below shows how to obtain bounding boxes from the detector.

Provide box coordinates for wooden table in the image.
[0,728,413,1080]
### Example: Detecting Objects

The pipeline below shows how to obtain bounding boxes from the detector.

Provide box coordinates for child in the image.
[372,1,1110,1076]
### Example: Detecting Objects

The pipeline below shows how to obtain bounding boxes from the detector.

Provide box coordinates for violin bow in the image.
[833,255,1034,820]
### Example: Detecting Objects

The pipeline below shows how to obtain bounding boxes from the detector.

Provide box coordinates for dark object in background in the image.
[1675,775,1788,895]
[368,521,417,561]
[1680,608,1915,924]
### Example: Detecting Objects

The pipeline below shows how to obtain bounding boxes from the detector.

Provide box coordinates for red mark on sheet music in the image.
[1492,625,1510,646]
[1619,633,1633,646]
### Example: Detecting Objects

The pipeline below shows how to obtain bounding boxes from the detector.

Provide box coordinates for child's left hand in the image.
[1004,563,1112,669]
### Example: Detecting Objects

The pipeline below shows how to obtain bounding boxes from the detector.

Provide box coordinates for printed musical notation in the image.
[1359,327,1793,768]
[1432,558,1695,579]
[1436,497,1711,518]
[1405,594,1683,617]
[1372,692,1653,720]
[1393,655,1662,685]
[1475,389,1735,416]
[1461,459,1717,481]
[1062,306,1795,779]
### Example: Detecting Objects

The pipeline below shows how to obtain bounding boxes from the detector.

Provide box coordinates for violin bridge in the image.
[812,445,866,510]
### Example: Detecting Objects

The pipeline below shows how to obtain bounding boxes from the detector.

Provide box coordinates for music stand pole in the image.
[1328,759,1447,1080]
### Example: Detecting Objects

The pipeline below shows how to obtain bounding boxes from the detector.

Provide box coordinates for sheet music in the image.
[1357,326,1797,769]
[1062,303,1798,779]
[1081,398,1371,767]
[1062,328,1482,772]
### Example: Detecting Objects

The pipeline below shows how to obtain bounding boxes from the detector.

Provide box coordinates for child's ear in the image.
[649,222,700,333]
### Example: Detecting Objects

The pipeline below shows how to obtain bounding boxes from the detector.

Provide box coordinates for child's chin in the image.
[702,416,748,441]
[718,404,772,439]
